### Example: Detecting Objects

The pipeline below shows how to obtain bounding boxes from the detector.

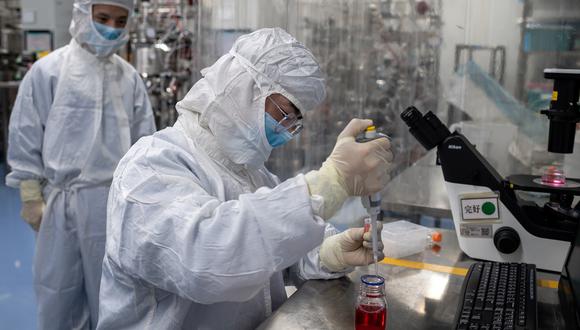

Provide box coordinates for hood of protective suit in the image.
[176,27,326,169]
[69,0,134,58]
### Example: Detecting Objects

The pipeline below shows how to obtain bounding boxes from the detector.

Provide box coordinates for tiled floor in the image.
[0,163,36,329]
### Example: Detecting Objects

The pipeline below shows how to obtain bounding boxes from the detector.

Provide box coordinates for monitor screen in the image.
[24,30,53,53]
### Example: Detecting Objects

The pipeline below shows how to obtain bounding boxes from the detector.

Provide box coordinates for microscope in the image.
[401,68,580,271]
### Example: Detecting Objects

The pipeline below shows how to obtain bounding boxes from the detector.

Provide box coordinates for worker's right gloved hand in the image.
[305,119,393,220]
[19,180,45,232]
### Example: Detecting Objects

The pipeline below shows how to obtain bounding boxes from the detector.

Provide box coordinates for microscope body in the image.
[401,68,580,272]
[439,133,578,272]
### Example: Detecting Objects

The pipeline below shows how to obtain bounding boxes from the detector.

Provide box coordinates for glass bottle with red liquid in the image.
[355,274,388,330]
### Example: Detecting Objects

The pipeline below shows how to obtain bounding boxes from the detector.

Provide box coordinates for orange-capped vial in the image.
[430,231,442,243]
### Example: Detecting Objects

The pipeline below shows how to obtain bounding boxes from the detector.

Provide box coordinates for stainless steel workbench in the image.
[259,144,568,329]
[259,133,575,329]
[258,228,566,330]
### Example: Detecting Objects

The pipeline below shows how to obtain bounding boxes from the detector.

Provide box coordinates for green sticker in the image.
[482,202,496,215]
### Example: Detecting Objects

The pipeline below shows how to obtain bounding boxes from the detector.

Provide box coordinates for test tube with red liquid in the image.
[355,274,388,330]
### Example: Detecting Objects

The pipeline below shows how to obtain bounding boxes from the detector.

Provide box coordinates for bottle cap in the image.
[431,231,442,243]
[361,274,385,286]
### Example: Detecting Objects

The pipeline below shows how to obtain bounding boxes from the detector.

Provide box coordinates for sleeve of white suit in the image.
[287,223,352,286]
[106,152,328,305]
[265,171,353,284]
[130,75,156,143]
[5,67,49,188]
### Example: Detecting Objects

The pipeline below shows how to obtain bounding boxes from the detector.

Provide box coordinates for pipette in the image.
[357,125,388,275]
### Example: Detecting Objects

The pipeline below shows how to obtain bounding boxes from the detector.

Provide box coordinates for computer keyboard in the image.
[454,262,537,330]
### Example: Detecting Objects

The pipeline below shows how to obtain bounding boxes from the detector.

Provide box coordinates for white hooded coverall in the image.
[5,0,156,328]
[96,28,351,329]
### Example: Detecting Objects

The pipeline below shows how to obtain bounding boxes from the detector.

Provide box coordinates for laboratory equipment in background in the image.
[1,0,27,81]
[2,0,72,163]
[355,274,388,330]
[1,0,24,162]
[516,0,580,106]
[19,0,73,50]
[119,0,442,180]
[1,21,20,78]
[23,30,53,58]
[265,0,443,180]
[127,0,197,129]
[447,45,506,125]
[381,220,441,259]
[401,68,580,272]
[454,45,506,87]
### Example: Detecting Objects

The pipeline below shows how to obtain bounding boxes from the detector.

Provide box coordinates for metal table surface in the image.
[257,228,566,330]
[259,135,568,329]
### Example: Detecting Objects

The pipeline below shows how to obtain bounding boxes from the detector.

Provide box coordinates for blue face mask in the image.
[93,21,124,40]
[265,113,293,147]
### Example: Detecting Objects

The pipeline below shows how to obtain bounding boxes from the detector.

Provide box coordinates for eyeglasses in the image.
[268,97,303,136]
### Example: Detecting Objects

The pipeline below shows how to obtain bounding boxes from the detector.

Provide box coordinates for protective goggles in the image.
[268,96,303,136]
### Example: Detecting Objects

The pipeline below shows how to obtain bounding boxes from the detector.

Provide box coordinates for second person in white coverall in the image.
[97,28,392,329]
[5,0,156,329]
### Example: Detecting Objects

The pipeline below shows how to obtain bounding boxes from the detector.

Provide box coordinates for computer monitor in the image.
[24,30,53,54]
[559,222,580,329]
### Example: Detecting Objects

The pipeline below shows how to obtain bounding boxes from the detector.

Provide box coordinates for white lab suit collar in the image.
[175,111,247,174]
[70,38,116,64]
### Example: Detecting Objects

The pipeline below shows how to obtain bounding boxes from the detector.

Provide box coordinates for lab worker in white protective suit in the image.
[97,27,393,329]
[5,0,156,329]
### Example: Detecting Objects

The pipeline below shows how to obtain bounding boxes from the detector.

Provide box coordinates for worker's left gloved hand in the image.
[319,223,384,272]
[19,180,45,232]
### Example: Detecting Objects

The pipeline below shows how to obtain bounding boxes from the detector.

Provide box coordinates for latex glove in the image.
[319,223,385,273]
[19,180,45,232]
[305,119,392,219]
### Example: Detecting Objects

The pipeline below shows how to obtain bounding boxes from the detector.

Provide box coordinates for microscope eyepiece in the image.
[401,106,451,150]
[401,106,423,126]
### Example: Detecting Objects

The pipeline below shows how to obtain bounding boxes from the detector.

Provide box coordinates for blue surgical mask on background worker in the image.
[69,0,130,57]
[93,21,124,40]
